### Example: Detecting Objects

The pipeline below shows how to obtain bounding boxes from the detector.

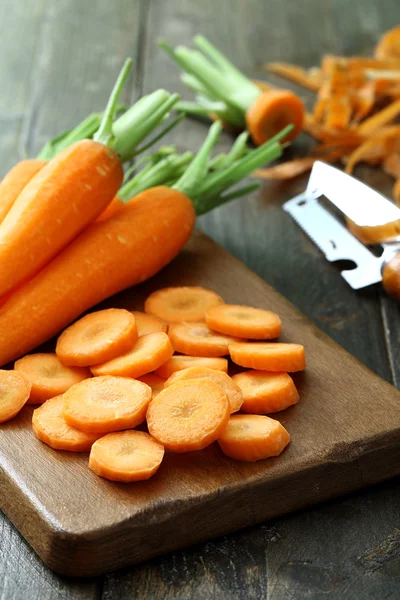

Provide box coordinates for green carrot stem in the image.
[196,182,260,216]
[194,35,254,85]
[131,113,185,157]
[217,131,250,169]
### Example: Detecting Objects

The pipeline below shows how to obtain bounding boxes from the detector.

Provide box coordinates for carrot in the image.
[63,375,151,434]
[147,378,230,452]
[217,414,290,462]
[266,62,321,91]
[155,355,228,379]
[205,304,281,339]
[229,342,306,372]
[97,197,124,222]
[90,332,174,378]
[144,286,224,323]
[89,430,164,482]
[131,311,168,337]
[383,153,400,179]
[137,374,166,398]
[164,366,243,413]
[32,395,101,452]
[232,370,299,414]
[394,178,400,206]
[0,160,46,223]
[168,321,241,357]
[0,370,31,423]
[56,308,137,367]
[245,89,304,145]
[375,26,400,59]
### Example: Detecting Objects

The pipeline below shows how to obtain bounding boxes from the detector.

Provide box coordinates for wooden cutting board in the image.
[1,230,400,577]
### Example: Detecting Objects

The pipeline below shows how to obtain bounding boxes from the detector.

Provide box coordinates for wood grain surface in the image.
[1,0,400,597]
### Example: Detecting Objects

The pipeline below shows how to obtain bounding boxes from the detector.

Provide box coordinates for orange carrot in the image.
[0,370,31,423]
[14,353,91,404]
[164,366,243,413]
[229,342,306,372]
[96,197,124,222]
[63,375,151,434]
[394,178,400,206]
[168,321,241,357]
[147,378,230,452]
[56,308,137,367]
[375,25,400,59]
[217,414,290,462]
[90,332,174,378]
[89,430,164,482]
[137,374,166,398]
[144,286,224,323]
[205,304,281,339]
[32,395,101,452]
[131,311,168,336]
[266,62,321,91]
[232,370,299,414]
[155,355,228,379]
[0,160,46,224]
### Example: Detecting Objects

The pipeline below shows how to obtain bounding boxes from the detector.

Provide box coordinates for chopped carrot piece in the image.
[155,355,228,379]
[232,370,299,414]
[168,322,241,357]
[89,430,164,482]
[90,332,174,378]
[63,375,151,434]
[266,62,321,91]
[217,414,290,462]
[147,378,230,452]
[325,61,352,129]
[32,395,101,451]
[394,178,400,206]
[205,304,281,339]
[358,98,400,134]
[144,286,224,323]
[229,342,306,372]
[253,151,346,180]
[56,308,137,367]
[383,153,400,179]
[0,370,31,423]
[137,374,166,398]
[164,367,243,413]
[14,353,91,404]
[375,26,400,59]
[131,311,168,336]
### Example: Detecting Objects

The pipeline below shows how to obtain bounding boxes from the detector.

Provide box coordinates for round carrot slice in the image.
[63,376,151,434]
[165,367,243,413]
[56,308,138,367]
[229,342,306,372]
[90,332,174,378]
[0,370,31,423]
[147,378,230,452]
[137,374,165,399]
[89,430,164,482]
[168,322,242,357]
[144,286,224,323]
[218,414,290,462]
[155,355,228,379]
[131,311,168,337]
[205,304,281,339]
[14,353,91,404]
[232,370,299,413]
[32,395,101,451]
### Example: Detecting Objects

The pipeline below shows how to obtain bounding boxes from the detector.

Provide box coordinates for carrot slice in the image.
[0,370,31,423]
[56,308,138,367]
[266,62,321,91]
[358,98,400,134]
[137,374,166,399]
[147,378,230,452]
[164,367,243,413]
[155,355,228,379]
[14,353,91,404]
[232,370,299,414]
[229,342,306,372]
[375,26,400,59]
[144,286,224,323]
[394,178,400,206]
[90,332,174,378]
[89,430,164,482]
[168,321,241,357]
[383,153,400,179]
[63,375,151,434]
[32,395,101,451]
[205,304,281,340]
[217,414,290,462]
[131,311,168,336]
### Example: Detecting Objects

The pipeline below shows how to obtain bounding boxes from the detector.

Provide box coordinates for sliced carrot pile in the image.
[229,342,306,372]
[155,355,228,379]
[144,286,224,323]
[217,414,290,462]
[0,370,31,423]
[89,430,164,482]
[232,370,299,414]
[131,311,168,336]
[91,332,174,378]
[14,353,91,404]
[56,308,137,367]
[137,374,166,398]
[63,375,151,433]
[168,321,241,357]
[32,395,101,451]
[147,378,230,452]
[205,304,281,339]
[164,367,243,413]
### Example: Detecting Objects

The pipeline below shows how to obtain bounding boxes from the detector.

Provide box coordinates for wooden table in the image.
[1,0,400,597]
